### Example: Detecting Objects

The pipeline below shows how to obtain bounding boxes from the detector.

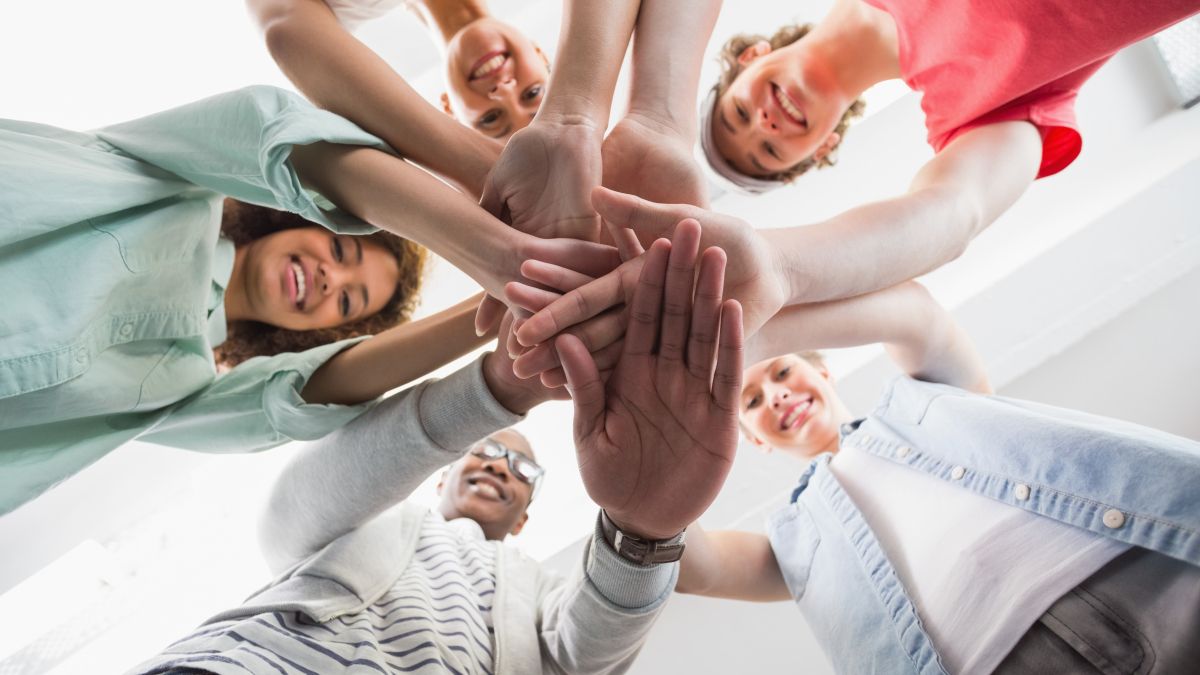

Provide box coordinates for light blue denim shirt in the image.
[0,86,396,514]
[769,376,1200,674]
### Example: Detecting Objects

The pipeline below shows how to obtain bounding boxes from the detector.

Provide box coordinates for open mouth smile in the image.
[467,474,509,502]
[780,396,815,431]
[772,83,808,129]
[287,255,310,310]
[469,51,508,80]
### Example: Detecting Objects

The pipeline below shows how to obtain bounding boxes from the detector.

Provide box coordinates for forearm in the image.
[765,186,978,305]
[675,524,789,602]
[250,0,497,196]
[626,0,722,137]
[291,142,519,296]
[302,294,490,405]
[260,354,525,573]
[749,282,991,393]
[539,0,642,124]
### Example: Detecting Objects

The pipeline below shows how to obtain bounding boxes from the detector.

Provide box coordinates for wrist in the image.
[604,510,684,542]
[760,229,807,306]
[481,351,546,415]
[535,96,608,131]
[624,104,696,142]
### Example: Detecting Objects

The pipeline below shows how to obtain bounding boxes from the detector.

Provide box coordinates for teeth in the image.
[775,86,806,125]
[472,54,506,79]
[471,482,501,500]
[782,400,812,429]
[291,261,306,304]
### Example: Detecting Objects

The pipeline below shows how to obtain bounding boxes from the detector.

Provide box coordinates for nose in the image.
[487,76,517,102]
[759,107,779,134]
[770,388,791,409]
[317,262,349,296]
[482,460,509,480]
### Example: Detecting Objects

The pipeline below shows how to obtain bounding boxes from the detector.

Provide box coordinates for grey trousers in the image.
[994,547,1200,675]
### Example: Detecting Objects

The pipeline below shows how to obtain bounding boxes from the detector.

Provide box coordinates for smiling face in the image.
[438,429,536,540]
[442,18,549,142]
[711,40,849,178]
[236,227,401,331]
[739,354,847,460]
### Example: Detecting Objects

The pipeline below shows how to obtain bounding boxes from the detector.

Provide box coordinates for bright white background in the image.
[2,2,1198,674]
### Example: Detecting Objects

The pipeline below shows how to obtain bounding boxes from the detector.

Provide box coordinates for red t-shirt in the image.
[865,0,1199,178]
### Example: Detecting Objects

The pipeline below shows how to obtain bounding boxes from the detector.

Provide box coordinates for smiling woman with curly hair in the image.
[0,85,615,514]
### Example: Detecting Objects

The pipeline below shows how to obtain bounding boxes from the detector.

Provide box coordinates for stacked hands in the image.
[474,112,760,541]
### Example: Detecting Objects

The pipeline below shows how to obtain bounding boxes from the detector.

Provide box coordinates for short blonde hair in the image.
[713,24,866,182]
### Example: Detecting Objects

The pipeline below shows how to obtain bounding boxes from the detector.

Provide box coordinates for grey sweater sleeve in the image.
[537,519,679,674]
[258,354,524,574]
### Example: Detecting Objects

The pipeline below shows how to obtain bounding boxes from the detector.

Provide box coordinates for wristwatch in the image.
[598,510,686,566]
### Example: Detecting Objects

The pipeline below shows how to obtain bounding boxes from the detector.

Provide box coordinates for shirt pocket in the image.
[88,197,214,274]
[768,502,821,602]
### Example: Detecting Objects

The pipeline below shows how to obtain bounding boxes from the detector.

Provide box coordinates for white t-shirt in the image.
[323,0,411,30]
[829,444,1129,675]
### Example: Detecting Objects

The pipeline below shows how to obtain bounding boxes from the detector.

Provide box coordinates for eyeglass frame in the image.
[468,437,545,501]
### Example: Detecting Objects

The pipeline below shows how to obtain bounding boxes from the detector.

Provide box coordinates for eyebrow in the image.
[749,155,770,173]
[488,124,512,139]
[354,238,363,264]
[360,287,369,316]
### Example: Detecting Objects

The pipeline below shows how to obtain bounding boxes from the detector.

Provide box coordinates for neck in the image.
[440,504,508,541]
[824,400,857,454]
[803,0,902,100]
[411,0,490,44]
[223,245,255,323]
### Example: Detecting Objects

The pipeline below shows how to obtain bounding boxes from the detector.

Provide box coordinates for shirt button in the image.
[950,466,966,480]
[1014,484,1031,501]
[74,349,88,365]
[896,446,911,459]
[119,322,134,338]
[1102,509,1126,529]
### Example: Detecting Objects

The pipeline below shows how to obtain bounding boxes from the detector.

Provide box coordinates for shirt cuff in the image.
[585,516,679,611]
[417,353,525,453]
[260,336,376,441]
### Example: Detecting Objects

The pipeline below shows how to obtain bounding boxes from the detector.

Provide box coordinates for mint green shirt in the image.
[0,86,395,514]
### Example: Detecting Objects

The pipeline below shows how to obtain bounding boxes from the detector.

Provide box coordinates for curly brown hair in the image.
[213,199,427,369]
[714,24,866,182]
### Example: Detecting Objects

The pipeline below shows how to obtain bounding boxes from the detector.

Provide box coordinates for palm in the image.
[481,121,603,241]
[602,116,710,208]
[557,221,744,540]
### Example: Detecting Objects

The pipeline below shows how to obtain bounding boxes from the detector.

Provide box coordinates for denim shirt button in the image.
[1102,509,1126,529]
[896,446,911,459]
[119,322,134,338]
[1014,484,1031,501]
[950,466,966,480]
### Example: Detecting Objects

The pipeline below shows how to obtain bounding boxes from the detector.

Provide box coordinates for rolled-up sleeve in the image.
[138,337,374,453]
[94,85,391,234]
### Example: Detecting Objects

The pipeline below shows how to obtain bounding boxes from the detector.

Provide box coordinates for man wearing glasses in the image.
[130,222,744,675]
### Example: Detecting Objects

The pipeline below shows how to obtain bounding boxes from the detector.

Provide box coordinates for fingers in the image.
[474,295,506,336]
[624,239,672,358]
[711,300,745,414]
[604,218,646,263]
[516,268,627,347]
[556,334,606,435]
[592,186,692,242]
[529,238,622,279]
[687,246,727,379]
[513,307,626,379]
[520,259,595,293]
[505,282,561,315]
[540,339,623,388]
[658,219,702,365]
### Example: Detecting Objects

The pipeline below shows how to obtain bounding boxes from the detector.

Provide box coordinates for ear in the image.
[737,40,772,66]
[509,512,529,536]
[535,44,550,69]
[812,132,841,163]
[440,92,454,117]
[436,469,448,496]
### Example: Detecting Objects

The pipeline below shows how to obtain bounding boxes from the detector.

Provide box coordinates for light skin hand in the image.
[557,220,744,540]
[514,189,786,351]
[602,114,710,209]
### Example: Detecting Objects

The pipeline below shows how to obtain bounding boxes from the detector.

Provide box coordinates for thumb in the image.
[556,334,605,438]
[474,295,506,336]
[592,186,689,244]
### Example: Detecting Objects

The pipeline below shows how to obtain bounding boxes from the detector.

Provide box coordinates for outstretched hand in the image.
[602,114,710,209]
[556,220,744,540]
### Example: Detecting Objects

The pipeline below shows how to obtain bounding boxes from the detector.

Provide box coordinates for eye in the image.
[332,238,344,262]
[522,84,544,102]
[746,394,762,410]
[339,290,351,318]
[478,109,503,128]
[736,104,750,122]
[775,366,791,380]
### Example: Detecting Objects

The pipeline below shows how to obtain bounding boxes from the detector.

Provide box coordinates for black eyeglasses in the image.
[469,438,545,497]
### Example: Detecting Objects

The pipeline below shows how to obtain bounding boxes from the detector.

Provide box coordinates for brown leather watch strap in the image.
[598,510,686,566]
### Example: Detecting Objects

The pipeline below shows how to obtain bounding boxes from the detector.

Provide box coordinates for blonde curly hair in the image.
[713,24,866,182]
